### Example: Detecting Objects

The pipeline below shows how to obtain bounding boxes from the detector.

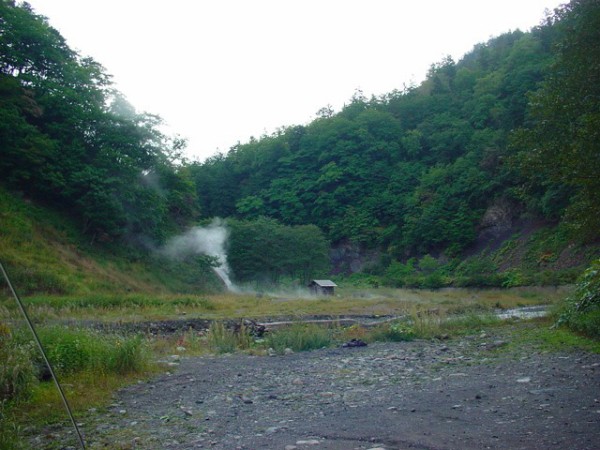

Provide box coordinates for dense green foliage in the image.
[0,1,198,245]
[227,218,330,285]
[190,1,599,268]
[556,258,600,338]
[512,0,600,239]
[190,29,558,257]
[1,0,598,289]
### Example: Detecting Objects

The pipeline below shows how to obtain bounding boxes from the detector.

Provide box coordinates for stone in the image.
[296,439,320,445]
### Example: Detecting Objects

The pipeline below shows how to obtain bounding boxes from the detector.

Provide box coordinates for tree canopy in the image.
[0,0,198,244]
[2,0,598,287]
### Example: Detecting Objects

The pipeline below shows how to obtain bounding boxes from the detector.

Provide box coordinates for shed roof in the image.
[310,280,337,287]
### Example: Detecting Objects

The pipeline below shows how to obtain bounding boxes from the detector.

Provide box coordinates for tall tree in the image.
[513,0,600,240]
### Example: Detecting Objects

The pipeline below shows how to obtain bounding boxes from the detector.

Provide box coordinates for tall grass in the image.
[1,325,150,407]
[38,326,149,375]
[0,325,37,403]
[266,323,334,353]
[207,322,252,354]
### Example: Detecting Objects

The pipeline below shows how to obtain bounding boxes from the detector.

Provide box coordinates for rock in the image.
[517,377,531,383]
[180,406,193,416]
[342,338,367,348]
[284,348,294,355]
[296,439,320,445]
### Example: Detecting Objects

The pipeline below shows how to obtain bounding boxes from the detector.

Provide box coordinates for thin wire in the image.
[0,262,86,449]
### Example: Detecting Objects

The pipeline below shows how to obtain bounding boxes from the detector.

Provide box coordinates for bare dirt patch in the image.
[36,324,599,450]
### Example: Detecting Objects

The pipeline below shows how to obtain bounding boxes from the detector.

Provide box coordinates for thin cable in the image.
[0,262,86,449]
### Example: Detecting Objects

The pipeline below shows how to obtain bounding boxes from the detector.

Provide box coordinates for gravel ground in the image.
[38,324,600,450]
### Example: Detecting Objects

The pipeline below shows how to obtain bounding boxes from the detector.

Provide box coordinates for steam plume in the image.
[160,219,237,291]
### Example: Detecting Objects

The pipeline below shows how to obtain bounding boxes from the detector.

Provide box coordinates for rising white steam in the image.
[160,219,237,291]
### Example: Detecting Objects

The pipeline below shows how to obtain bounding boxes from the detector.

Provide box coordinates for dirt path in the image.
[39,325,599,450]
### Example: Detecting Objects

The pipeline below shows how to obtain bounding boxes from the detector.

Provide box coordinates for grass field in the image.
[1,285,572,325]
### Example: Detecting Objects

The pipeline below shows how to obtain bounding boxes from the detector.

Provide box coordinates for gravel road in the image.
[39,324,600,450]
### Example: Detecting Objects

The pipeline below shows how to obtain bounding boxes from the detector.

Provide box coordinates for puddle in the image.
[495,305,549,320]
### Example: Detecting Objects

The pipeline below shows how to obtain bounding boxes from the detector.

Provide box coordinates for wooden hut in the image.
[308,279,337,296]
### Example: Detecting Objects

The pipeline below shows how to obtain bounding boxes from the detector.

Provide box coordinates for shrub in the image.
[383,259,416,287]
[556,259,600,338]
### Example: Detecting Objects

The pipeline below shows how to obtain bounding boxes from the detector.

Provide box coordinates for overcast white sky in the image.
[26,0,562,162]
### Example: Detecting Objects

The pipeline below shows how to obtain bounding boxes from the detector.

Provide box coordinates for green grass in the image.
[266,323,334,354]
[207,321,251,354]
[502,319,600,354]
[0,187,223,298]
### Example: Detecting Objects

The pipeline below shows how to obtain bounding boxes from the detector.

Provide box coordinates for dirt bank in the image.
[35,323,599,449]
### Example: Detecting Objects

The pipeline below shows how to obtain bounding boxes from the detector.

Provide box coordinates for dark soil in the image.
[35,324,600,450]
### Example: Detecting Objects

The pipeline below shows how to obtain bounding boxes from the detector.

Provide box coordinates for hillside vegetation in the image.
[0,187,223,296]
[1,0,599,292]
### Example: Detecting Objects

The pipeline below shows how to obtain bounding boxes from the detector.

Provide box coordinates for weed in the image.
[369,321,415,342]
[0,330,37,403]
[555,259,600,339]
[266,323,334,354]
[35,326,149,376]
[206,322,249,354]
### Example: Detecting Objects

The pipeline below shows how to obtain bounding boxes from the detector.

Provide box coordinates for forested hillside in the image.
[0,1,198,246]
[188,0,599,285]
[1,0,599,290]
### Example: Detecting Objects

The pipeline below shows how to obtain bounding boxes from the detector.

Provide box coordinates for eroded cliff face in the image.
[329,198,598,278]
[329,240,380,275]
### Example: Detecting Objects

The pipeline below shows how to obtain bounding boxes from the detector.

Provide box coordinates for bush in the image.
[556,259,600,338]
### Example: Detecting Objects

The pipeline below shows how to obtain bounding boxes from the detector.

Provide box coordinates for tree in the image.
[513,0,600,240]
